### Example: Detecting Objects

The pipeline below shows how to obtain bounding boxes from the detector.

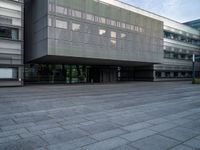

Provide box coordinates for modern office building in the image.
[185,19,200,31]
[0,0,24,86]
[24,0,200,84]
[1,0,200,86]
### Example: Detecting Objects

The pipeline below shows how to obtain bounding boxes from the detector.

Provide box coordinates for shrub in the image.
[195,78,200,84]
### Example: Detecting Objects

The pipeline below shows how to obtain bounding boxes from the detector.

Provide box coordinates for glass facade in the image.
[155,71,200,79]
[184,19,200,31]
[25,64,90,84]
[164,30,200,46]
[164,51,193,61]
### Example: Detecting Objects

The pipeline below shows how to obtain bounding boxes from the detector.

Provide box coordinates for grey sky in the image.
[121,0,200,23]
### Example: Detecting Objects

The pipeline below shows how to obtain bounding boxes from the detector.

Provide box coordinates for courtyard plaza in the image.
[0,82,200,149]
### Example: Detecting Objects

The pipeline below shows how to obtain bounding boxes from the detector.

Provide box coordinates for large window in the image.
[110,31,117,47]
[0,26,18,40]
[72,23,81,31]
[71,10,82,18]
[121,33,126,38]
[99,29,106,35]
[56,19,68,29]
[86,13,94,21]
[0,68,18,79]
[56,5,67,15]
[111,31,116,38]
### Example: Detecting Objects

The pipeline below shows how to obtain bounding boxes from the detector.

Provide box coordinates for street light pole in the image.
[192,54,195,84]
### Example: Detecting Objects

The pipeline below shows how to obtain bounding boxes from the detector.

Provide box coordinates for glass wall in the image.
[164,51,193,61]
[164,30,200,46]
[155,71,193,79]
[25,64,90,84]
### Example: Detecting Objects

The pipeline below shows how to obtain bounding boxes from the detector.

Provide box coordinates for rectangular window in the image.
[71,10,82,18]
[0,68,18,79]
[110,31,117,47]
[48,3,52,12]
[106,19,111,25]
[56,5,67,15]
[48,17,52,26]
[0,26,18,40]
[135,26,139,32]
[121,23,126,29]
[99,29,106,35]
[99,17,106,24]
[110,20,116,26]
[130,25,134,31]
[117,22,121,28]
[111,31,116,38]
[11,29,18,40]
[110,39,116,47]
[94,16,99,22]
[139,27,143,33]
[125,24,131,30]
[72,23,81,31]
[121,33,126,38]
[86,13,94,21]
[56,19,68,29]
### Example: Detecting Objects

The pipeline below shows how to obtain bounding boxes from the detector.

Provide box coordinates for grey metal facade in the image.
[0,0,24,86]
[25,0,163,65]
[24,0,200,83]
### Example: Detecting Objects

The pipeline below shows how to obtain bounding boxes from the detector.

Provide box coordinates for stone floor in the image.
[0,82,200,150]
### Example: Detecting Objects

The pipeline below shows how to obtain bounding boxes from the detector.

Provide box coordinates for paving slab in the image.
[130,134,180,150]
[83,137,128,150]
[120,129,157,142]
[169,145,195,150]
[183,138,200,149]
[159,127,199,142]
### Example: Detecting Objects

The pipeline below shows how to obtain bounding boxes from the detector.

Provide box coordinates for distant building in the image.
[185,19,200,31]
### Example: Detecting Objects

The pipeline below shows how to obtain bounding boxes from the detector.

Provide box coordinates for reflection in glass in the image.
[99,29,106,35]
[72,23,80,31]
[0,26,18,40]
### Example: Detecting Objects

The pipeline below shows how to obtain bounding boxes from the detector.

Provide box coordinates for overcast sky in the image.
[121,0,200,23]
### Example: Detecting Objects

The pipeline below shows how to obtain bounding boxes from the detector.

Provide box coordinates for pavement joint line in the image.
[165,135,200,150]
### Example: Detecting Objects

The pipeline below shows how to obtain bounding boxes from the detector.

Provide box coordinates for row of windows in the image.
[156,71,192,79]
[164,51,193,61]
[164,31,200,46]
[51,19,129,48]
[164,45,198,54]
[164,26,199,39]
[0,26,18,40]
[52,19,127,38]
[49,3,145,34]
